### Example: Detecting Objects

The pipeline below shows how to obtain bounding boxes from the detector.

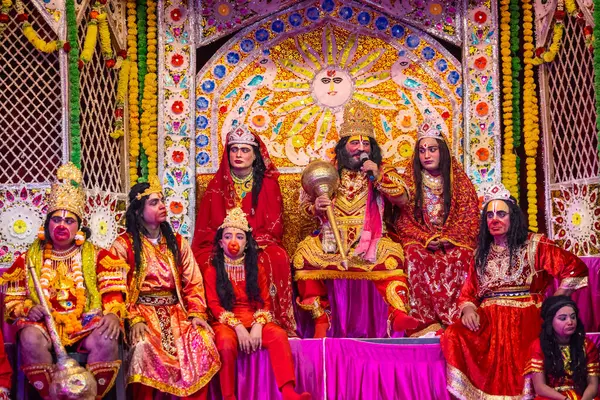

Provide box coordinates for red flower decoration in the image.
[90,10,99,19]
[475,102,489,117]
[441,111,450,120]
[219,105,228,114]
[476,147,490,161]
[78,60,84,70]
[474,11,487,24]
[172,151,185,163]
[16,13,29,22]
[170,201,184,214]
[584,26,593,36]
[170,8,182,22]
[115,108,124,118]
[63,42,71,52]
[535,47,546,58]
[0,13,9,23]
[105,58,116,69]
[118,50,127,59]
[99,0,107,4]
[474,56,487,70]
[171,54,184,67]
[554,10,565,20]
[171,101,184,114]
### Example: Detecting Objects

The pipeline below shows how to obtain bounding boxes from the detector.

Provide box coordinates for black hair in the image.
[227,144,266,211]
[211,228,263,310]
[412,138,452,224]
[474,198,528,274]
[539,295,587,394]
[125,182,179,274]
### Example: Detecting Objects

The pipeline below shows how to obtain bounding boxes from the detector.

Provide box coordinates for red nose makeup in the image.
[228,241,240,255]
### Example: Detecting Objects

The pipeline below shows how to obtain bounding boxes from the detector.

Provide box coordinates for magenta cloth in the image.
[207,338,324,400]
[295,279,403,338]
[546,256,600,331]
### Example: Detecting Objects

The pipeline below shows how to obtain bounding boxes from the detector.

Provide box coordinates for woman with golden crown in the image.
[393,121,480,337]
[0,162,125,399]
[97,177,220,399]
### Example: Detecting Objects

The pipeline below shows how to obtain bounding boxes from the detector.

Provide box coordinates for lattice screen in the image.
[78,4,124,193]
[0,0,63,185]
[543,16,599,185]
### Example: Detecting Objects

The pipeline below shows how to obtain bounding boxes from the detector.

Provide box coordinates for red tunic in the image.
[523,338,600,399]
[192,132,295,335]
[395,158,480,336]
[441,233,589,399]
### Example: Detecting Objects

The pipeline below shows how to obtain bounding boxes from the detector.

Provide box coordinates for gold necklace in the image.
[231,172,253,201]
[422,171,443,195]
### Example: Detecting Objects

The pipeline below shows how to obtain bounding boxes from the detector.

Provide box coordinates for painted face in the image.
[418,138,441,172]
[345,135,371,166]
[219,227,247,259]
[552,305,577,341]
[143,193,167,227]
[229,144,256,173]
[49,210,79,247]
[485,200,510,239]
[312,68,353,108]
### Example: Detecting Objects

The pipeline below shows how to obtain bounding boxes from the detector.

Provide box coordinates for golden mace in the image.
[301,159,349,269]
[26,261,97,400]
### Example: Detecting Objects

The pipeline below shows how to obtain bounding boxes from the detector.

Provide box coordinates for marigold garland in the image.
[139,0,158,179]
[79,4,100,63]
[0,0,12,38]
[15,0,67,53]
[111,59,130,139]
[127,0,141,184]
[500,0,520,197]
[522,0,540,232]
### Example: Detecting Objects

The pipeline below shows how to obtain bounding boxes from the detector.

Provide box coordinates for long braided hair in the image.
[211,228,263,311]
[539,295,588,394]
[474,198,528,274]
[125,183,179,274]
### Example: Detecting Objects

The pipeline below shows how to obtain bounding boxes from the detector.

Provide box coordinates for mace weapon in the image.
[26,260,97,399]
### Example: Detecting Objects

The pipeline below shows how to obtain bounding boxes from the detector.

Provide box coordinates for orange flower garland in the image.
[127,0,141,184]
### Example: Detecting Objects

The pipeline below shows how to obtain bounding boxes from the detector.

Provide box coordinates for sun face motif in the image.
[272,24,395,154]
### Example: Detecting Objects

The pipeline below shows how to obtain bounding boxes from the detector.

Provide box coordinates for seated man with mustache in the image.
[292,100,418,338]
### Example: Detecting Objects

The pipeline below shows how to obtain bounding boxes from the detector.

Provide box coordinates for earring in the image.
[37,226,45,241]
[75,230,85,246]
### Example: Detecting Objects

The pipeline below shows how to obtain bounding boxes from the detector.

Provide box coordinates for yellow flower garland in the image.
[79,17,99,63]
[15,0,63,53]
[500,0,519,197]
[139,0,159,178]
[522,0,540,232]
[111,59,131,139]
[97,12,113,59]
[127,0,141,184]
[1,0,14,37]
[532,0,567,65]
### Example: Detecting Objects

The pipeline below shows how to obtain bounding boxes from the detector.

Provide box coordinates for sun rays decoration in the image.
[195,0,463,173]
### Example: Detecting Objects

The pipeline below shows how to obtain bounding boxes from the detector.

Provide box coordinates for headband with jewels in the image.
[136,176,164,201]
[47,162,86,219]
[339,100,375,139]
[227,125,258,147]
[417,120,445,141]
[483,183,515,204]
[219,207,252,232]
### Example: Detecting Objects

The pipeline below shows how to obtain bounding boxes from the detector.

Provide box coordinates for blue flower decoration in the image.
[406,35,420,48]
[436,59,448,72]
[196,97,209,111]
[306,7,320,21]
[196,134,209,147]
[226,52,240,65]
[271,20,285,33]
[240,39,255,53]
[357,11,371,25]
[196,152,210,166]
[255,29,269,42]
[202,80,215,93]
[447,71,460,85]
[289,13,302,26]
[375,16,388,30]
[391,24,405,38]
[422,47,435,60]
[213,65,226,79]
[339,6,353,19]
[321,0,335,12]
[196,116,209,130]
[456,86,463,97]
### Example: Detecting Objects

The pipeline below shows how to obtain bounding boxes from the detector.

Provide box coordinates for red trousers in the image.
[0,333,11,389]
[214,322,295,398]
[297,275,410,317]
[129,383,207,399]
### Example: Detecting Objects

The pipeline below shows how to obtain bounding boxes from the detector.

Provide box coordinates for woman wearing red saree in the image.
[192,125,296,335]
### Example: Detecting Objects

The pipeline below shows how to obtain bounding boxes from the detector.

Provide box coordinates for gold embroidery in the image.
[294,269,407,281]
[446,364,524,400]
[385,281,409,313]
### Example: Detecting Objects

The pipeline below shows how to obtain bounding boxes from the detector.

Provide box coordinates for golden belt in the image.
[137,291,178,306]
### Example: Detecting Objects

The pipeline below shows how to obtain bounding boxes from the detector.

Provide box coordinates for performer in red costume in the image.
[394,123,480,336]
[523,296,599,400]
[204,207,311,400]
[441,184,589,399]
[193,125,296,335]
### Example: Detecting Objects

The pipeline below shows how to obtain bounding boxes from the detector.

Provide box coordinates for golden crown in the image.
[136,176,163,200]
[219,207,252,232]
[47,162,86,219]
[339,100,375,138]
[417,119,445,141]
[227,125,258,147]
